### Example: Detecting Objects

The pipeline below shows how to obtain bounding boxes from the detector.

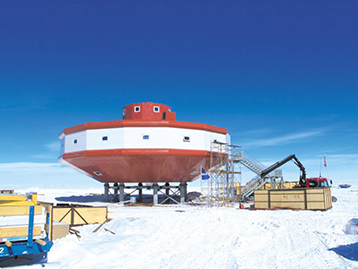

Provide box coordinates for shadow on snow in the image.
[329,242,358,261]
[55,193,181,204]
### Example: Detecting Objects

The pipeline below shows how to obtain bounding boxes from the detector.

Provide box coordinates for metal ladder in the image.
[233,151,270,200]
[233,151,266,174]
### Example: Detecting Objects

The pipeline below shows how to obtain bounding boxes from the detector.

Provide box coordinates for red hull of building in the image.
[60,149,214,183]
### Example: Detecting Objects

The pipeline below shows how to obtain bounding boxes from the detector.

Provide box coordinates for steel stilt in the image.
[104,183,109,202]
[180,182,187,204]
[138,183,143,203]
[165,182,170,197]
[119,183,125,202]
[113,183,119,202]
[153,184,159,205]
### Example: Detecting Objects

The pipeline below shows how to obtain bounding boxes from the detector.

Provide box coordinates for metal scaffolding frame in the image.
[201,141,241,207]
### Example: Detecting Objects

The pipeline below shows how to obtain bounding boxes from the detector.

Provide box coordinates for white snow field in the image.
[14,187,358,268]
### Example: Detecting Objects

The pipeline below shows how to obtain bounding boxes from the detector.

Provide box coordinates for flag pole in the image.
[319,156,322,177]
[325,154,330,179]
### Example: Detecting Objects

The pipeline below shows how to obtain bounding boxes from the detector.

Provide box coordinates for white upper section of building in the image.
[61,127,230,154]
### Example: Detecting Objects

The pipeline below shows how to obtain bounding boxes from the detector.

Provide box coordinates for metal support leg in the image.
[165,182,170,197]
[119,183,125,202]
[104,183,109,202]
[180,182,187,204]
[27,206,34,247]
[138,183,143,203]
[113,183,119,202]
[270,178,275,190]
[153,183,159,205]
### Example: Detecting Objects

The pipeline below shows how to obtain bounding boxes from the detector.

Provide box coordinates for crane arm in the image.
[260,154,307,186]
[291,155,307,187]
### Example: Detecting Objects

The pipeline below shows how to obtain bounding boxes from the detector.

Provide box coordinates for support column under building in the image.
[102,182,185,205]
[119,183,125,202]
[113,183,119,202]
[104,183,109,202]
[180,182,187,204]
[153,183,159,205]
[138,183,143,203]
[165,182,170,197]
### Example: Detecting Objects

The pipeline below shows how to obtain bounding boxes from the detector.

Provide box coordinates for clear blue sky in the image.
[0,1,357,188]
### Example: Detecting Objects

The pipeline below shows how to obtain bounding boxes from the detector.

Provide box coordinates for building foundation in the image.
[103,182,188,205]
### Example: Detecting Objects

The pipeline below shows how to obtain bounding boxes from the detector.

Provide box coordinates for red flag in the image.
[324,155,327,167]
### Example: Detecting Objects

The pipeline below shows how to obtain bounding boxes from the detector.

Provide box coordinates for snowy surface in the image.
[9,187,358,268]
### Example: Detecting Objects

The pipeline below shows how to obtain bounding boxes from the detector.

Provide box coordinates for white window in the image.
[123,108,126,116]
[93,171,102,176]
[134,106,141,113]
[183,136,190,142]
[143,135,150,140]
[153,106,160,113]
[102,136,108,141]
[73,139,78,144]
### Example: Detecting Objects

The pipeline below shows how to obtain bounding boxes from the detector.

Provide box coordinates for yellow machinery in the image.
[0,192,37,206]
[0,192,53,267]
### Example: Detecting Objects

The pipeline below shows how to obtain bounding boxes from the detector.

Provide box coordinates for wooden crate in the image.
[284,181,299,189]
[232,183,245,195]
[0,205,44,216]
[254,188,332,210]
[0,226,42,238]
[39,202,53,241]
[0,214,46,227]
[53,206,107,226]
[52,222,69,240]
[259,181,299,190]
[38,203,108,239]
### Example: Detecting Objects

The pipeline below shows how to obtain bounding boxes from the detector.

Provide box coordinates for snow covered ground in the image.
[10,187,358,269]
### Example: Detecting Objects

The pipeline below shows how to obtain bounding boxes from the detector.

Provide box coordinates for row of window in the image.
[72,135,191,144]
[123,106,161,116]
[74,136,108,144]
[143,135,190,142]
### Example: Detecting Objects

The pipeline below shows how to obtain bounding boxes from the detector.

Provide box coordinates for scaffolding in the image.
[200,141,241,207]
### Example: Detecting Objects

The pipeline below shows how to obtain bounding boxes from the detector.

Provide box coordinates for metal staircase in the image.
[241,175,267,199]
[233,151,270,200]
[233,151,266,174]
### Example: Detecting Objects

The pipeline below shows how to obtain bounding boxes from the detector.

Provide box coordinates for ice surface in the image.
[8,187,358,268]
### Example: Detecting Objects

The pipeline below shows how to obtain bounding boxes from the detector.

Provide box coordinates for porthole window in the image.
[93,171,102,176]
[153,106,160,113]
[183,136,190,142]
[74,139,78,144]
[134,106,140,113]
[143,135,150,140]
[123,108,126,116]
[102,136,108,141]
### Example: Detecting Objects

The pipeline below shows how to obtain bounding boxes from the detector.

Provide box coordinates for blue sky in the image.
[0,1,357,188]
